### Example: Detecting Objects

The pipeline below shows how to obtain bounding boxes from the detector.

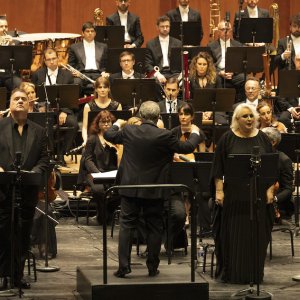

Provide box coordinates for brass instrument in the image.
[0,30,10,46]
[269,3,280,50]
[94,8,104,26]
[262,53,272,97]
[60,63,96,84]
[209,0,221,41]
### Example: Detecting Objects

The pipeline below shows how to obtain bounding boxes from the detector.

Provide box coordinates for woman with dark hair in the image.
[84,110,122,224]
[82,77,122,145]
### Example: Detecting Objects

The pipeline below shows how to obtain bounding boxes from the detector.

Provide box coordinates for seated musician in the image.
[256,100,287,133]
[0,16,22,96]
[262,127,294,219]
[19,82,39,113]
[82,77,122,146]
[31,48,78,165]
[84,110,122,224]
[109,51,143,84]
[145,15,181,84]
[208,20,245,103]
[189,51,226,125]
[171,102,206,228]
[68,21,108,93]
[106,0,144,48]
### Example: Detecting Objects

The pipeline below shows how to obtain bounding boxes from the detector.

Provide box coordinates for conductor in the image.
[104,101,201,277]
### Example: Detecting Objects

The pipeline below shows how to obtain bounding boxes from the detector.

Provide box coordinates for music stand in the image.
[225,46,265,82]
[239,18,273,45]
[225,153,278,299]
[278,70,300,98]
[170,47,213,74]
[169,21,202,45]
[0,87,7,110]
[0,171,41,296]
[193,88,235,148]
[95,26,125,48]
[87,110,132,130]
[106,48,150,74]
[111,78,156,108]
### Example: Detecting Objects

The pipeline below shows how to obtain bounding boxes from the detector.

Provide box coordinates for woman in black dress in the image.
[212,103,275,284]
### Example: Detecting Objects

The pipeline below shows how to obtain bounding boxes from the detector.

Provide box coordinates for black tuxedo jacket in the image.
[275,37,296,70]
[68,41,108,72]
[0,117,48,205]
[31,67,74,86]
[233,7,269,40]
[158,99,184,113]
[207,39,243,70]
[276,97,298,111]
[106,11,144,47]
[104,121,201,199]
[145,36,182,73]
[166,7,203,43]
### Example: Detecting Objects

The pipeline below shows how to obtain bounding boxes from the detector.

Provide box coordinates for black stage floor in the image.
[3,217,300,300]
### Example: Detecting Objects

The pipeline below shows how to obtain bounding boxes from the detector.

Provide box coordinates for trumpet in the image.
[60,63,95,84]
[286,36,292,70]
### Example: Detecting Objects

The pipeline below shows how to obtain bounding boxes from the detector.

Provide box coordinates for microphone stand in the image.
[36,83,60,273]
[180,21,186,101]
[236,0,244,41]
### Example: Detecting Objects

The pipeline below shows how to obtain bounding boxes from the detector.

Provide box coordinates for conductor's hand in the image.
[59,112,67,126]
[215,190,224,206]
[190,124,200,134]
[266,185,275,204]
[290,107,300,119]
[116,119,127,128]
[0,167,4,172]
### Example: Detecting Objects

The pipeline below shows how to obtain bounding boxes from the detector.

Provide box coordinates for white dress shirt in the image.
[159,35,170,68]
[118,10,131,43]
[247,6,258,18]
[46,67,58,85]
[165,99,178,113]
[83,39,97,70]
[179,5,189,22]
[246,98,259,109]
[218,39,230,70]
[122,70,135,79]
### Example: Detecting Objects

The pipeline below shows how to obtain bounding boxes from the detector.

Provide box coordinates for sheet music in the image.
[91,170,117,179]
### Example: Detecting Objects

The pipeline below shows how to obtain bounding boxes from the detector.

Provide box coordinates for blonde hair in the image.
[231,103,259,131]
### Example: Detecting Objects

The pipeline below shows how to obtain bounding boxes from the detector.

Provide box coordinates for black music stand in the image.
[111,78,156,108]
[239,18,273,45]
[278,70,300,98]
[0,45,32,92]
[0,170,41,296]
[169,21,202,46]
[95,26,125,48]
[87,110,132,130]
[193,88,235,147]
[170,47,213,74]
[106,48,150,74]
[225,153,278,300]
[0,87,7,110]
[225,46,265,82]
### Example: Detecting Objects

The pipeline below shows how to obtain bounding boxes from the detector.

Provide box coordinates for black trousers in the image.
[118,196,164,272]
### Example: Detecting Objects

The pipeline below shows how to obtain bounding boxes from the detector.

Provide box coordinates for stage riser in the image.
[77,267,209,300]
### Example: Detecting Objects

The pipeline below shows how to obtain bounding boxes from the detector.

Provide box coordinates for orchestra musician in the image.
[104,100,201,278]
[145,15,182,84]
[106,0,144,48]
[208,20,245,103]
[166,0,203,43]
[32,48,79,166]
[82,77,122,146]
[19,82,39,113]
[68,22,108,91]
[0,88,48,290]
[256,100,287,133]
[275,13,300,71]
[233,0,270,41]
[212,103,274,284]
[0,16,22,96]
[84,110,122,225]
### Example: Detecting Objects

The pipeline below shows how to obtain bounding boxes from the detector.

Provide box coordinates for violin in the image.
[38,171,57,202]
[173,131,196,162]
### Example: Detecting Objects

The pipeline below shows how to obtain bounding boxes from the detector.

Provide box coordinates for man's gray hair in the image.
[139,101,160,123]
[261,127,281,147]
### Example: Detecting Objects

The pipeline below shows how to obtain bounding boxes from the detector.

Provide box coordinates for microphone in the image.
[225,11,230,23]
[65,144,85,156]
[14,151,22,170]
[179,155,191,162]
[250,146,261,167]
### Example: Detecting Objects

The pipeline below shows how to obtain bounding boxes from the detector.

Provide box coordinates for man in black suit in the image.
[262,127,294,218]
[208,20,245,102]
[275,14,300,71]
[68,21,108,88]
[166,0,203,43]
[158,77,183,114]
[104,101,201,277]
[0,88,48,290]
[233,0,269,40]
[32,48,78,165]
[106,0,144,48]
[145,15,182,84]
